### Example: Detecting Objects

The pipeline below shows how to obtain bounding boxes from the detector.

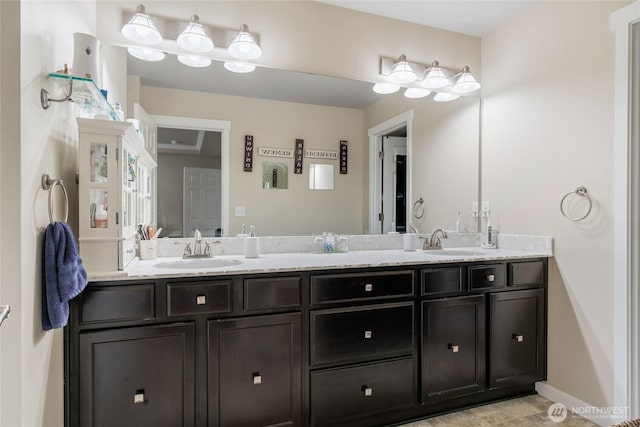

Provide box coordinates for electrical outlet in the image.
[234,206,246,217]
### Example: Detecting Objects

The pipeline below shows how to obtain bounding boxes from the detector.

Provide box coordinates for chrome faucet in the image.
[193,229,202,256]
[426,228,448,250]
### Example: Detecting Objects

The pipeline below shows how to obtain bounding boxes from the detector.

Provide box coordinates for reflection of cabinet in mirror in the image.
[77,118,157,274]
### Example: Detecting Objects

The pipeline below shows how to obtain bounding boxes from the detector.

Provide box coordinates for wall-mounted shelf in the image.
[41,73,119,120]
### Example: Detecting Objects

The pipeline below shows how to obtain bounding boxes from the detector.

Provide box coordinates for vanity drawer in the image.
[421,266,464,296]
[509,260,545,288]
[310,302,414,366]
[310,270,414,305]
[80,284,155,324]
[310,357,415,426]
[167,280,232,317]
[243,276,301,311]
[469,264,506,290]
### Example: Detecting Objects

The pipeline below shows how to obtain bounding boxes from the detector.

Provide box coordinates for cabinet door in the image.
[209,313,301,427]
[422,295,485,402]
[489,289,545,388]
[78,323,195,427]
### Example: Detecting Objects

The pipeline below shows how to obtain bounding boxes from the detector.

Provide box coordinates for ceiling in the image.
[317,1,536,37]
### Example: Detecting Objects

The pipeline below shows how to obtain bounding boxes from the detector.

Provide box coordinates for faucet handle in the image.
[204,242,212,257]
[183,242,192,256]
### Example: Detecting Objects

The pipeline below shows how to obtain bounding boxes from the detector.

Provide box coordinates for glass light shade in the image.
[388,55,416,84]
[452,66,481,93]
[372,82,400,94]
[177,15,214,53]
[177,54,211,68]
[228,24,262,60]
[404,87,431,99]
[224,61,256,73]
[433,92,460,102]
[422,61,450,90]
[121,4,162,45]
[127,47,165,62]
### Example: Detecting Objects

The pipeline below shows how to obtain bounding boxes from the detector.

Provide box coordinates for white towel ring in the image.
[560,186,592,222]
[41,174,69,224]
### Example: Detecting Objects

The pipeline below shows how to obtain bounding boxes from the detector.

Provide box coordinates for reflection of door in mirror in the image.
[382,133,407,233]
[156,127,222,238]
[183,167,221,237]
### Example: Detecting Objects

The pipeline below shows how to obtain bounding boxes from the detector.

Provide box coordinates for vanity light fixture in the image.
[372,82,400,94]
[422,61,450,90]
[388,54,417,84]
[452,66,481,93]
[127,47,165,62]
[121,4,162,45]
[404,87,431,99]
[433,92,460,102]
[177,54,212,68]
[228,24,262,60]
[176,15,214,53]
[224,61,256,73]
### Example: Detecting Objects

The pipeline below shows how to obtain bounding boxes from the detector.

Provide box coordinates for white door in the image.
[381,136,407,233]
[183,167,221,237]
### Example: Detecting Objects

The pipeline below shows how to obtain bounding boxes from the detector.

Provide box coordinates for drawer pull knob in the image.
[134,389,145,404]
[512,334,524,343]
[487,274,495,282]
[448,343,459,353]
[126,249,135,254]
[364,330,373,339]
[196,295,206,305]
[364,283,373,292]
[362,386,373,397]
[253,372,262,385]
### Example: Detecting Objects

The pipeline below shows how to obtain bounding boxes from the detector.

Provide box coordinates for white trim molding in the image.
[612,0,640,420]
[367,110,414,234]
[151,114,231,237]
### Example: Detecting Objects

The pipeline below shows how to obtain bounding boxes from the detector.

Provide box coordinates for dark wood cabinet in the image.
[209,313,301,427]
[67,258,547,427]
[78,323,195,427]
[489,288,546,388]
[421,295,485,403]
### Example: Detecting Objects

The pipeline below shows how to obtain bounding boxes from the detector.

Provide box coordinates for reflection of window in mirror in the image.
[263,162,288,189]
[309,164,334,190]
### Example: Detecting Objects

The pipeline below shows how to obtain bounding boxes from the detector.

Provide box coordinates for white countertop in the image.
[89,246,552,282]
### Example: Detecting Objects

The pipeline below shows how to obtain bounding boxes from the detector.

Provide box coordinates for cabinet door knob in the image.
[134,389,145,404]
[512,334,524,343]
[196,295,206,305]
[364,283,373,292]
[448,343,459,353]
[362,386,373,397]
[253,372,262,385]
[364,330,373,339]
[487,274,495,282]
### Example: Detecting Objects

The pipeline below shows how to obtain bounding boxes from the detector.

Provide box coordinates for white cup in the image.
[244,237,259,258]
[403,233,417,251]
[139,240,157,260]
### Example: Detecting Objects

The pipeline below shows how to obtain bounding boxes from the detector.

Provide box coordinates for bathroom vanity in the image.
[65,249,548,427]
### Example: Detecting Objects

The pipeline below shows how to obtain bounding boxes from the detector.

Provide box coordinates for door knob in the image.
[448,343,459,353]
[512,334,524,343]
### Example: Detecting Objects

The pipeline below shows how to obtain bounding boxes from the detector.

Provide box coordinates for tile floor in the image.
[396,394,598,426]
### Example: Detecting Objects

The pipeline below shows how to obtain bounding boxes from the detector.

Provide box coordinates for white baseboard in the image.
[536,382,627,426]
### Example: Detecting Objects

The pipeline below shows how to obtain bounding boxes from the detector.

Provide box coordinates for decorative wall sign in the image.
[294,139,304,174]
[258,147,294,158]
[305,149,338,160]
[244,135,254,172]
[339,140,348,174]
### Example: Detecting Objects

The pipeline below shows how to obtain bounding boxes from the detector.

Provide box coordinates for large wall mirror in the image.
[126,53,480,237]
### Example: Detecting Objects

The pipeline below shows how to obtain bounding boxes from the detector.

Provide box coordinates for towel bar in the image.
[41,174,69,224]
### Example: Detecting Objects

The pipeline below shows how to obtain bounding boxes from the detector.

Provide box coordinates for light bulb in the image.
[433,92,460,102]
[452,66,481,93]
[176,15,214,53]
[177,55,211,68]
[224,61,256,73]
[388,54,416,84]
[228,24,262,60]
[121,4,162,45]
[404,87,431,99]
[127,47,165,62]
[372,83,400,94]
[422,61,450,90]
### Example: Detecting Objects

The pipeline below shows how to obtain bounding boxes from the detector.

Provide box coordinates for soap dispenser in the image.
[244,225,259,258]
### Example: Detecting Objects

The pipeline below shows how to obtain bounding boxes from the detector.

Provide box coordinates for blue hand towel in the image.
[41,222,88,331]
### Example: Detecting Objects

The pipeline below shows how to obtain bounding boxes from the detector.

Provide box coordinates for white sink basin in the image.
[424,249,488,256]
[154,258,243,269]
